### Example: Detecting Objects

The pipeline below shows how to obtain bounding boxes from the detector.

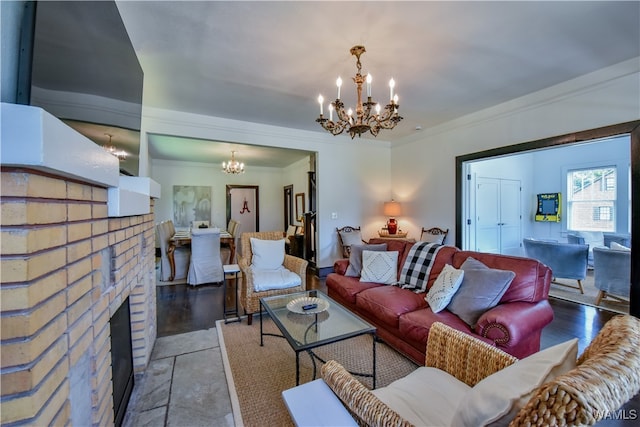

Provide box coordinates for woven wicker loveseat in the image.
[322,315,640,426]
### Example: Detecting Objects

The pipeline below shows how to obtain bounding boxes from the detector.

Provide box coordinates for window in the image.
[567,167,616,232]
[593,206,612,221]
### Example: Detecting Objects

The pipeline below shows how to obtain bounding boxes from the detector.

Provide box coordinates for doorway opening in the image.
[456,121,639,317]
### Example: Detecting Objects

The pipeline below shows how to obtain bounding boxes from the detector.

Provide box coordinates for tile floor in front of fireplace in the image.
[122,326,234,427]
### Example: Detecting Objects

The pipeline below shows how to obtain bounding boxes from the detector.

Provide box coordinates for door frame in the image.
[456,120,640,317]
[283,185,293,229]
[226,185,259,232]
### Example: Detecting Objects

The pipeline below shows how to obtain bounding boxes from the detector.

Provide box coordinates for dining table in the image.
[167,229,235,281]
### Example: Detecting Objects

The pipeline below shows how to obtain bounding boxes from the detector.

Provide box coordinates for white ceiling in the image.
[111,1,639,166]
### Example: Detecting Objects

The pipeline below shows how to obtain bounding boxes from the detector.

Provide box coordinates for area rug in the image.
[548,271,629,315]
[217,317,418,427]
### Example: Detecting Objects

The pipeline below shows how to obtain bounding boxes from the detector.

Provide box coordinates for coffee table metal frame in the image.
[259,290,377,387]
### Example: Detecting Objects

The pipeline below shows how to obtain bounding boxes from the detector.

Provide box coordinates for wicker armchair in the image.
[322,315,640,426]
[237,231,308,325]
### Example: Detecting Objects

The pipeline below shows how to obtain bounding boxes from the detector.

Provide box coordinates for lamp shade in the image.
[383,200,402,217]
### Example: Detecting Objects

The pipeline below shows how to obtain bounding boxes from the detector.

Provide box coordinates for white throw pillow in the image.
[451,338,578,427]
[610,241,631,251]
[425,264,464,313]
[360,250,398,285]
[250,238,285,270]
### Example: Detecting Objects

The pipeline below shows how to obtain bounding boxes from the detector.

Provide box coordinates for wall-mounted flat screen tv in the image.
[17,0,143,176]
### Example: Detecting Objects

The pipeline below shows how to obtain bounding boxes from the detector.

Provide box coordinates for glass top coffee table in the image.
[260,290,377,387]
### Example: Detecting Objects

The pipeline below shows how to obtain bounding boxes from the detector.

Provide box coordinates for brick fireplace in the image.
[1,104,159,425]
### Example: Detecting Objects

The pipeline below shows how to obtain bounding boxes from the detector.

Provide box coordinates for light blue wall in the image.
[531,135,630,240]
[467,135,630,248]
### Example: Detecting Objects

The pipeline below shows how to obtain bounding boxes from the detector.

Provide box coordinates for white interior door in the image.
[475,177,522,254]
[499,179,522,255]
[476,177,501,253]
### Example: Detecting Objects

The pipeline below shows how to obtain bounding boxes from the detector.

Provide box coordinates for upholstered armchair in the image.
[567,231,630,267]
[593,246,631,305]
[523,238,589,294]
[321,316,640,426]
[237,231,308,325]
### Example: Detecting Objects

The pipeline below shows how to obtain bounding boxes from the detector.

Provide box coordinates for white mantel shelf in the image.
[1,103,160,217]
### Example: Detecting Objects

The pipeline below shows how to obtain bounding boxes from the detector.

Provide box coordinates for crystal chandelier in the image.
[222,150,245,174]
[102,133,127,161]
[316,45,403,139]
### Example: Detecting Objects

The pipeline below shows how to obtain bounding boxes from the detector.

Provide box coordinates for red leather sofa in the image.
[326,238,554,365]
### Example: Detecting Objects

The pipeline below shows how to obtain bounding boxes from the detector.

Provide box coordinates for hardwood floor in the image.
[156,272,326,337]
[155,274,639,424]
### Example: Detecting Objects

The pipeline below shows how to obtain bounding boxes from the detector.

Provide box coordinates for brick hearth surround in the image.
[1,169,157,425]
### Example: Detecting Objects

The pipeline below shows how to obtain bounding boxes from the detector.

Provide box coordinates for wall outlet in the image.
[331,212,338,220]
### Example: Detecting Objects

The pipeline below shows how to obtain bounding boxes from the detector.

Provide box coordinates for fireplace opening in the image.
[110,298,135,427]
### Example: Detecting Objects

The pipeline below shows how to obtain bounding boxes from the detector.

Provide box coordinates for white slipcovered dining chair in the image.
[187,228,224,285]
[157,220,190,281]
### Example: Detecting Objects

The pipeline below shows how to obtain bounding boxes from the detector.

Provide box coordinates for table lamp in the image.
[383,200,402,234]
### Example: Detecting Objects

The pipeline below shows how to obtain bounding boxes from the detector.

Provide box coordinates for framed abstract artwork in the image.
[173,185,212,228]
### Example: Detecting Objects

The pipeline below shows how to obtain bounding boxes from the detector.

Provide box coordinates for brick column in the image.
[1,169,156,425]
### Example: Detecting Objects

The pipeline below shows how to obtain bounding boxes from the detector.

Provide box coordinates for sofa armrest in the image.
[333,259,349,275]
[426,322,517,387]
[321,360,411,427]
[475,301,554,354]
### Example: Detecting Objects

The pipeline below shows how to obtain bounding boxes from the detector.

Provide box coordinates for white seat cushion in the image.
[252,266,301,292]
[451,338,578,426]
[372,367,470,427]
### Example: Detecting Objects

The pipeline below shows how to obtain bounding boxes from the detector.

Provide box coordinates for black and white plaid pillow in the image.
[398,242,443,293]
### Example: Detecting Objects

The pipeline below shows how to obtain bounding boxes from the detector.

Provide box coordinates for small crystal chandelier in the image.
[222,150,245,174]
[316,45,403,139]
[103,133,127,161]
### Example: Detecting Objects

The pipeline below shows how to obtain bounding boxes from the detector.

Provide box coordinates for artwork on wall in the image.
[173,185,212,228]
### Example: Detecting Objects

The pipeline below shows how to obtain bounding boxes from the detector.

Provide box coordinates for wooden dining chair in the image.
[420,227,449,244]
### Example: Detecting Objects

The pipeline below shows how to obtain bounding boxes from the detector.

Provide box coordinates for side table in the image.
[282,379,357,426]
[223,264,241,324]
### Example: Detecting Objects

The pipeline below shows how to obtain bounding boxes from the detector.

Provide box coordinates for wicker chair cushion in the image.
[451,338,578,426]
[250,238,285,269]
[251,266,302,292]
[372,367,470,427]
